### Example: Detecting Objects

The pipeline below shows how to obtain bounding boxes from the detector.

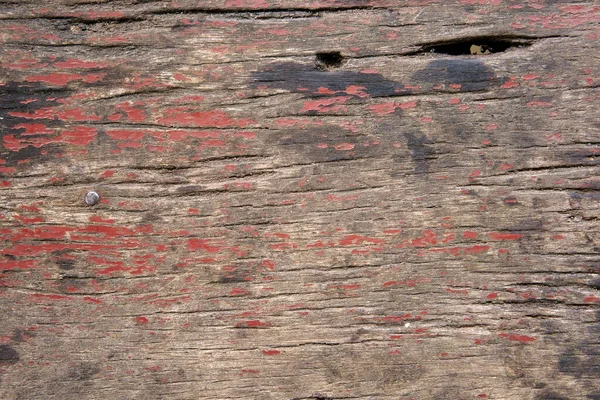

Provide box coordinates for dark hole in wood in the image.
[315,51,344,69]
[421,38,533,55]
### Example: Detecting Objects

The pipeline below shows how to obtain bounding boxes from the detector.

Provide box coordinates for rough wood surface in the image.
[1,1,599,399]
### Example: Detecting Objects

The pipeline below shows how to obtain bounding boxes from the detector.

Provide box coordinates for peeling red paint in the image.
[410,230,437,247]
[3,126,97,151]
[339,235,385,246]
[462,245,490,254]
[158,108,254,128]
[25,73,105,85]
[301,96,350,113]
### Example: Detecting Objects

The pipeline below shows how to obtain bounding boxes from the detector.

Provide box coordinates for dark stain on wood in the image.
[0,345,20,365]
[404,131,434,174]
[412,59,501,92]
[252,62,409,98]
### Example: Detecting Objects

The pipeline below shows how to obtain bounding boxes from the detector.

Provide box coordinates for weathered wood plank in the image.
[0,1,599,399]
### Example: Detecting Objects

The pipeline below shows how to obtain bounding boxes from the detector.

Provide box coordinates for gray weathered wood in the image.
[0,1,599,399]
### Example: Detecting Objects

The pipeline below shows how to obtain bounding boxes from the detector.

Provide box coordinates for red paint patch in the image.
[584,295,599,303]
[236,320,271,328]
[12,123,54,135]
[25,73,104,86]
[89,216,115,224]
[488,232,523,241]
[339,235,385,246]
[498,333,536,343]
[522,74,540,80]
[158,108,254,128]
[100,170,115,179]
[375,314,412,323]
[188,239,227,253]
[333,143,355,151]
[261,349,281,356]
[261,260,275,270]
[301,96,350,113]
[410,230,437,247]
[463,231,478,239]
[229,288,250,296]
[367,100,417,115]
[0,260,36,271]
[135,316,149,324]
[502,79,519,89]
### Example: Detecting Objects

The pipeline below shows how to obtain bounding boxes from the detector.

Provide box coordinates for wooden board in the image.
[0,1,599,399]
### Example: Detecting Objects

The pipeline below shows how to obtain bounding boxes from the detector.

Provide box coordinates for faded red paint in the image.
[188,239,227,253]
[488,232,523,241]
[236,320,271,328]
[339,235,385,246]
[261,349,281,356]
[446,288,469,295]
[410,230,437,247]
[498,333,536,343]
[333,143,355,151]
[89,216,115,224]
[462,245,490,254]
[584,295,599,303]
[53,59,110,69]
[229,288,250,296]
[375,314,412,323]
[0,260,36,271]
[30,294,70,301]
[383,278,430,288]
[367,100,417,115]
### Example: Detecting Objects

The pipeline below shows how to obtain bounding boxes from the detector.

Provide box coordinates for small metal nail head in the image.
[85,191,100,206]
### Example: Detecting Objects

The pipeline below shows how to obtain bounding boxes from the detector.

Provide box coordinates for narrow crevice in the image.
[412,36,537,56]
[148,6,382,19]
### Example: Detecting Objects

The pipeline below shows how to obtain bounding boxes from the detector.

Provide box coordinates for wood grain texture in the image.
[0,1,599,399]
